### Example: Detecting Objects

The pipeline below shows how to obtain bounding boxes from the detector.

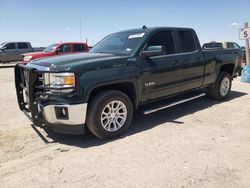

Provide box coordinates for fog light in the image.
[55,107,69,120]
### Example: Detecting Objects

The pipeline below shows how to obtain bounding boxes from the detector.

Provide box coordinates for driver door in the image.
[140,31,183,102]
[56,44,72,55]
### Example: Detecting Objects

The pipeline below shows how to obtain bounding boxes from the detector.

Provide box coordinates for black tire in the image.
[206,72,232,100]
[86,90,133,140]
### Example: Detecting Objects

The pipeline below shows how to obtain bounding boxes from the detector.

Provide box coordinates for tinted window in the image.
[227,43,234,48]
[147,31,176,55]
[18,43,29,49]
[233,43,240,49]
[5,43,16,50]
[179,31,197,53]
[227,42,240,49]
[73,44,85,52]
[202,43,223,49]
[57,44,71,53]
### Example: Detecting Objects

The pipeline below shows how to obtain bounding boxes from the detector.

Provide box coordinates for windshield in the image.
[0,42,7,48]
[90,32,146,55]
[43,44,58,52]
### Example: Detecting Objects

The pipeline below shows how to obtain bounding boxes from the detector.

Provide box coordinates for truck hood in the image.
[28,53,129,71]
[23,51,54,58]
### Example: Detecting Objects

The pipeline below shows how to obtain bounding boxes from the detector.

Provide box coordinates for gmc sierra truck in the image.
[15,27,241,139]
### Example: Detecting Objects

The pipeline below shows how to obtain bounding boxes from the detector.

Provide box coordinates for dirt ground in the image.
[0,67,250,188]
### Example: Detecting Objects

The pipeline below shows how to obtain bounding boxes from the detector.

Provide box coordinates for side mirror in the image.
[141,45,165,58]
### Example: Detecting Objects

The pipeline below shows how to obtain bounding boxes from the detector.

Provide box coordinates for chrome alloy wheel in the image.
[220,77,230,96]
[101,100,127,132]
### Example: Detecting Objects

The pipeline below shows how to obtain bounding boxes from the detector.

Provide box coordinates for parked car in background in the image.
[202,41,242,50]
[202,41,243,75]
[0,42,44,63]
[22,42,89,63]
[15,27,242,139]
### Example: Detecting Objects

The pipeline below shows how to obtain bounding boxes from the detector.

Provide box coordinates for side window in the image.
[57,44,71,53]
[178,31,197,53]
[73,44,85,52]
[233,43,240,49]
[5,43,16,50]
[227,43,234,48]
[147,31,176,55]
[17,43,29,49]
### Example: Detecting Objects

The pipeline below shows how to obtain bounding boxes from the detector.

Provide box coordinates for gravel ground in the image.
[0,68,250,188]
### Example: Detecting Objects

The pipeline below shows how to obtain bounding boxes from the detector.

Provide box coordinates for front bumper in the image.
[14,64,87,135]
[43,103,87,125]
[41,103,87,134]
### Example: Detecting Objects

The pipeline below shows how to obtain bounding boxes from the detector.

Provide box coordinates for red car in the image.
[22,42,89,63]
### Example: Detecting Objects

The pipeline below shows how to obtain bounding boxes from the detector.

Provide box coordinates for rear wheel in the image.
[207,72,232,100]
[86,90,133,140]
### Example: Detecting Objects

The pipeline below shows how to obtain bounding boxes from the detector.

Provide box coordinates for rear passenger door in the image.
[173,30,205,91]
[17,42,32,60]
[17,42,31,55]
[72,43,85,53]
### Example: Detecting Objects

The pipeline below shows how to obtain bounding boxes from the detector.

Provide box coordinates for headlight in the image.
[24,56,32,62]
[44,72,75,93]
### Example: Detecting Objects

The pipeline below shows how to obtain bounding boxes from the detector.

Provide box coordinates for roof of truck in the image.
[114,26,194,34]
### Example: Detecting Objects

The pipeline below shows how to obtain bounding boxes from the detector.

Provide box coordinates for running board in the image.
[143,93,206,115]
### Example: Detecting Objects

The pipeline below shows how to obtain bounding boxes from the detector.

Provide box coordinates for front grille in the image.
[15,64,76,128]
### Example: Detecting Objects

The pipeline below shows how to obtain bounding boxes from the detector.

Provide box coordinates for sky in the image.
[0,0,250,47]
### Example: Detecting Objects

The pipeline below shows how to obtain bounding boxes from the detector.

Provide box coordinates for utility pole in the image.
[80,19,82,42]
[240,22,250,83]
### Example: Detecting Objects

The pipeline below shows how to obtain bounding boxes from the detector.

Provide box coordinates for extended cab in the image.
[22,42,89,63]
[15,27,241,139]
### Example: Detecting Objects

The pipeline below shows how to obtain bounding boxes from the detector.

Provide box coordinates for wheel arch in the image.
[86,81,140,110]
[219,63,235,76]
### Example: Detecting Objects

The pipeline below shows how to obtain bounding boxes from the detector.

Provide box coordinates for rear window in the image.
[18,43,29,49]
[178,31,197,53]
[73,44,85,52]
[202,43,223,49]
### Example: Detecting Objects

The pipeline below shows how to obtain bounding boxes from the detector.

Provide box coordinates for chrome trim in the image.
[144,93,205,115]
[43,103,87,125]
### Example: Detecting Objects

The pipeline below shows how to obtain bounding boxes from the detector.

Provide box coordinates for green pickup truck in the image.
[15,27,241,139]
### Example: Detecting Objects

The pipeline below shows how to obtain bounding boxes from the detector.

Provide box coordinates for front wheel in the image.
[207,72,232,100]
[86,90,133,140]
